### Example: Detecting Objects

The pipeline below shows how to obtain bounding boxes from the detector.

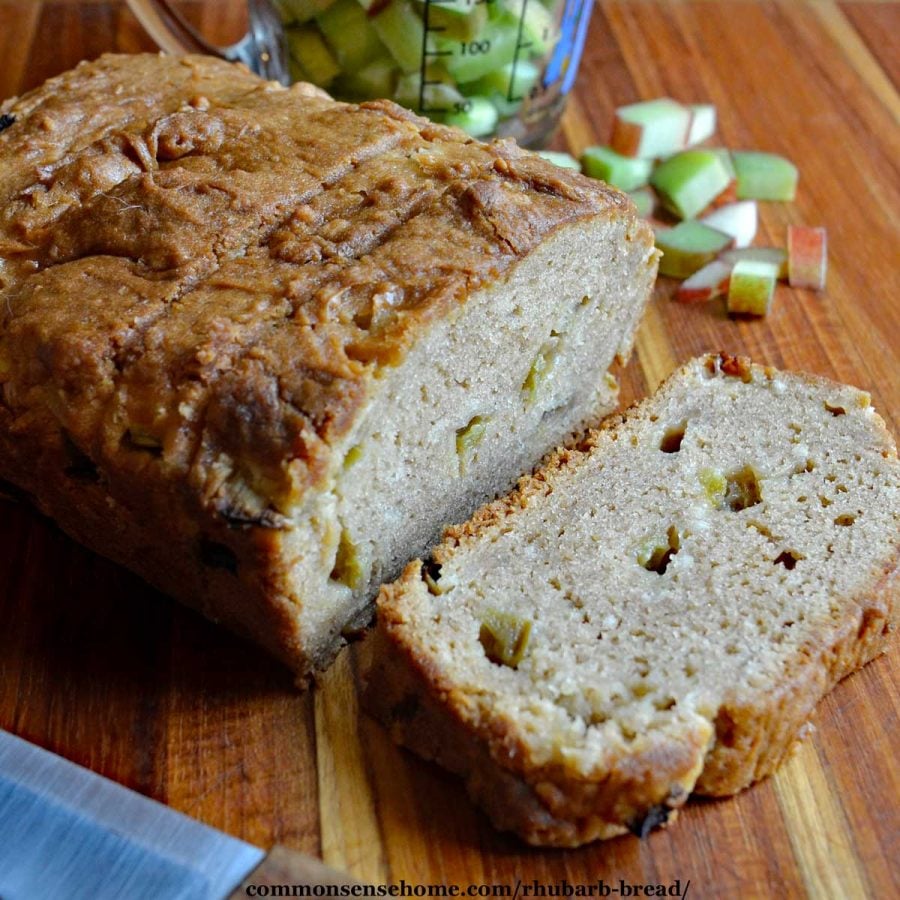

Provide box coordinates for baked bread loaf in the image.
[0,54,657,679]
[364,354,898,846]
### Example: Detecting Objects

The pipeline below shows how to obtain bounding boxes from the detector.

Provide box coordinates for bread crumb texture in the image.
[369,354,899,846]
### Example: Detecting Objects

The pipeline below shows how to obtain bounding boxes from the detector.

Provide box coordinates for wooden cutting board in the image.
[1,2,897,897]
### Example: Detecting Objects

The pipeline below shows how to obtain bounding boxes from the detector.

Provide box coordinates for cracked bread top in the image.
[0,53,640,525]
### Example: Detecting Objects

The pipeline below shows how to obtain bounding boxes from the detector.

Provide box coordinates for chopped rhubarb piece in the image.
[610,98,692,159]
[443,96,499,138]
[727,259,779,316]
[655,220,734,278]
[788,226,827,290]
[686,104,716,146]
[693,149,737,210]
[700,201,758,248]
[537,151,581,171]
[627,187,656,218]
[707,148,736,179]
[581,145,653,191]
[719,246,788,279]
[650,150,734,219]
[676,260,732,304]
[732,151,798,201]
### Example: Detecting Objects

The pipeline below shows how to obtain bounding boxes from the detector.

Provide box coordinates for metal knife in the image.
[0,730,358,899]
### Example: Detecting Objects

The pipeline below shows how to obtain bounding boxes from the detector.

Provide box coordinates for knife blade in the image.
[0,730,354,899]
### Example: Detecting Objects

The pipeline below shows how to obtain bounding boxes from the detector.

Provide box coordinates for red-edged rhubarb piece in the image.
[686,104,716,146]
[610,98,692,159]
[719,246,788,279]
[788,225,827,290]
[700,201,758,248]
[676,259,732,304]
[697,149,737,210]
[655,220,734,278]
[732,151,798,201]
[727,259,779,316]
[651,150,733,220]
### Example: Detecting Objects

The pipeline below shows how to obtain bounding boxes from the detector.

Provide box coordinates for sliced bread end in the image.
[362,354,898,846]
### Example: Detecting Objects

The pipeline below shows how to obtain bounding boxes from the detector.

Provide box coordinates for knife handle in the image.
[229,845,360,896]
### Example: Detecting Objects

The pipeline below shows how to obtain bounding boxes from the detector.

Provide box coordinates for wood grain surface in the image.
[1,2,898,898]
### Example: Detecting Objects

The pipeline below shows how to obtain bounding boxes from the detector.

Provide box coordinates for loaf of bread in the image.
[0,54,657,679]
[364,354,898,845]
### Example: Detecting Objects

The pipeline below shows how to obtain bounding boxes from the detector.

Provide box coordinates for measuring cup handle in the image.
[123,0,288,82]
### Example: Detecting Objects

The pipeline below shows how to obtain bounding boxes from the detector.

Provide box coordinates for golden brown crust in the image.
[365,354,899,844]
[0,53,635,514]
[0,54,647,677]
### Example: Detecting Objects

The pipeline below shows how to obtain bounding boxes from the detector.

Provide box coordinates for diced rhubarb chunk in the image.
[655,220,734,278]
[788,225,827,290]
[651,150,734,219]
[732,151,798,201]
[686,104,716,146]
[443,96,499,138]
[707,148,736,179]
[719,246,788,279]
[676,260,732,303]
[627,187,656,218]
[700,201,758,248]
[581,145,653,191]
[610,98,692,159]
[698,149,738,210]
[537,151,581,171]
[727,259,779,316]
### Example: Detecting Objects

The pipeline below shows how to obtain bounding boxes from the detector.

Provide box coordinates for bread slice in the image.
[0,54,657,680]
[363,354,898,846]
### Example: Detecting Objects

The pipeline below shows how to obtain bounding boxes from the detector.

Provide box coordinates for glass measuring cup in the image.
[124,0,594,147]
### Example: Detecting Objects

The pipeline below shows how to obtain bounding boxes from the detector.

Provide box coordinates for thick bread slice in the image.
[363,354,898,846]
[0,55,657,680]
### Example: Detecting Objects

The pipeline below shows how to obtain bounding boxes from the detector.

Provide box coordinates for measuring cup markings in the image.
[420,0,562,114]
[508,0,533,104]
